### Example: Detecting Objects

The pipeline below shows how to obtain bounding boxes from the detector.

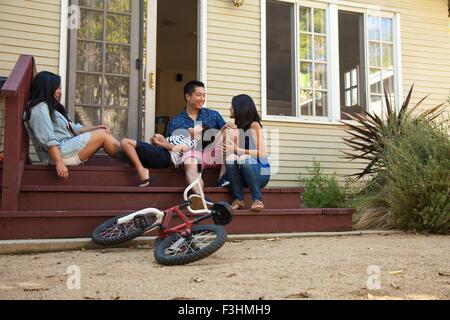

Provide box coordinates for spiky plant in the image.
[341,84,445,179]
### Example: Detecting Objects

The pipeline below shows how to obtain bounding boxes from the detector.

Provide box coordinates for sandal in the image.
[138,178,152,187]
[231,199,245,210]
[138,169,152,187]
[250,200,264,211]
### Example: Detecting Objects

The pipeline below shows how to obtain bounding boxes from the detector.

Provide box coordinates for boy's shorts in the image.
[135,141,172,169]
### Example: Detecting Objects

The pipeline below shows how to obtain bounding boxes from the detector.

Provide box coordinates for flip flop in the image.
[138,178,152,187]
[138,169,153,187]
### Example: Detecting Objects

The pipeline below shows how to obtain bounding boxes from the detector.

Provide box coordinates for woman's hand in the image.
[55,162,69,179]
[96,125,112,135]
[223,139,237,156]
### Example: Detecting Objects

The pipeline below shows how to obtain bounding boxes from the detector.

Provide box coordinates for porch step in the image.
[20,165,221,187]
[0,208,354,239]
[18,185,304,211]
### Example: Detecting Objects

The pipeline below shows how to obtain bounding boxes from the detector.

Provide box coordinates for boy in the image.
[121,124,207,187]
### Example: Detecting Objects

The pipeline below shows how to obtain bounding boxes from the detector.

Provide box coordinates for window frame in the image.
[66,0,141,139]
[261,0,402,125]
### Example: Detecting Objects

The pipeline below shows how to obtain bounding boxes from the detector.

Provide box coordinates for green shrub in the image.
[382,117,450,233]
[298,160,353,208]
[344,85,449,234]
[353,116,450,233]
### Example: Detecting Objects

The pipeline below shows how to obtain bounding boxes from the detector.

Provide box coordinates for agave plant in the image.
[341,84,445,179]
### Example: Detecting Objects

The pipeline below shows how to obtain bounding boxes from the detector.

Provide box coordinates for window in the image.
[368,16,395,117]
[344,68,358,107]
[67,0,140,139]
[266,1,296,116]
[264,1,400,122]
[299,6,328,117]
[338,11,366,119]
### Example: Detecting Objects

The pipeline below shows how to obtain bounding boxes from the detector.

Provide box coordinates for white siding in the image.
[0,0,61,161]
[0,0,448,183]
[206,0,450,187]
[0,0,61,76]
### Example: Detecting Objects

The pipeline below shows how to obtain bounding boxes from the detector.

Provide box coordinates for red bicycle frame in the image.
[158,203,212,240]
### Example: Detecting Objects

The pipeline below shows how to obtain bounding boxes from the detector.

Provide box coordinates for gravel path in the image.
[0,233,449,300]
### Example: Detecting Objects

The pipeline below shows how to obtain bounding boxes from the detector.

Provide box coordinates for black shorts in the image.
[135,141,172,169]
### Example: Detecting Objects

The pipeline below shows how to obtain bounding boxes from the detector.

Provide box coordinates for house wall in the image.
[206,0,450,187]
[0,0,448,185]
[0,0,61,76]
[0,0,61,161]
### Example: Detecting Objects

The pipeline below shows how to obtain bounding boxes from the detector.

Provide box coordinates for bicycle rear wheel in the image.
[154,225,227,265]
[92,214,145,246]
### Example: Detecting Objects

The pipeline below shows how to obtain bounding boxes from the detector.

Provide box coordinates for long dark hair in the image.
[231,94,262,131]
[24,71,69,122]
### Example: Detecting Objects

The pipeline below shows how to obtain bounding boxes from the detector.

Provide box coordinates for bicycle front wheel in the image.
[154,225,227,265]
[92,214,144,246]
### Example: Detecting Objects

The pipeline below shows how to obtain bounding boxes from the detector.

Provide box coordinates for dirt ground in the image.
[0,233,449,300]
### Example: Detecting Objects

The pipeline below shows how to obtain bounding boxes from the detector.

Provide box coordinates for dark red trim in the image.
[1,55,35,211]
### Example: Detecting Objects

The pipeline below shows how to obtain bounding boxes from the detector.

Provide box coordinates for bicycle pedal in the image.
[133,214,149,229]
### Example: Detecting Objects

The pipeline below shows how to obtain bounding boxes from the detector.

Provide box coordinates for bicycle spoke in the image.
[164,230,217,256]
[99,221,135,239]
[154,225,227,265]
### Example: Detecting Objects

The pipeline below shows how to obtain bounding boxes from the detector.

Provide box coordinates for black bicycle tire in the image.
[154,224,227,265]
[92,214,145,246]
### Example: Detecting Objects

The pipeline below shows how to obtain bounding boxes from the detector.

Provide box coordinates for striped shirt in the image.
[167,135,198,166]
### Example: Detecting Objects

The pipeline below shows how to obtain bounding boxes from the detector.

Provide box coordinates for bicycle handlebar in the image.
[117,208,165,225]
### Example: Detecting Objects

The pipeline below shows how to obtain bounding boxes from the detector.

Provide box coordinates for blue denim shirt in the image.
[167,106,226,137]
[23,102,84,164]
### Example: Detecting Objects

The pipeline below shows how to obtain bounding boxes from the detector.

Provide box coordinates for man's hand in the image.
[172,144,189,153]
[224,122,237,130]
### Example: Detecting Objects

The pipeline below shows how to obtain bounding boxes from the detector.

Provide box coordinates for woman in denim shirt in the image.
[223,94,270,211]
[24,71,121,179]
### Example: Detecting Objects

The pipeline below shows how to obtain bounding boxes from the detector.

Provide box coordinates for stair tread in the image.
[23,164,197,173]
[21,185,305,193]
[0,208,354,218]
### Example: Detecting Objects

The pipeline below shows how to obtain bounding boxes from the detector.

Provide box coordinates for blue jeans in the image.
[225,158,270,201]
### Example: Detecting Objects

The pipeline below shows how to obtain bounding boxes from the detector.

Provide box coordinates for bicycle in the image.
[91,169,234,265]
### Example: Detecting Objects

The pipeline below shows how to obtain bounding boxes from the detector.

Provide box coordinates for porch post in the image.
[1,55,35,211]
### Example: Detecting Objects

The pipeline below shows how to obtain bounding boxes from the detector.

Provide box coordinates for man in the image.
[167,80,225,136]
[167,80,230,192]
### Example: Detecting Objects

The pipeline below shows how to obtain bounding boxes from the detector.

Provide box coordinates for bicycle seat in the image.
[188,194,207,211]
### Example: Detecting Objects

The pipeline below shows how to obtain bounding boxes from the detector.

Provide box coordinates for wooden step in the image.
[0,208,354,239]
[20,165,221,187]
[18,185,304,211]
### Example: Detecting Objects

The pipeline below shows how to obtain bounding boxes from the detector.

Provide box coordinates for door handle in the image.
[149,72,155,89]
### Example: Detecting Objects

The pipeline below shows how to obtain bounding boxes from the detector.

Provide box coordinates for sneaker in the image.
[217,175,230,187]
[204,196,213,204]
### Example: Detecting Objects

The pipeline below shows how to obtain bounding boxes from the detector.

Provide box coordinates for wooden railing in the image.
[0,55,35,211]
